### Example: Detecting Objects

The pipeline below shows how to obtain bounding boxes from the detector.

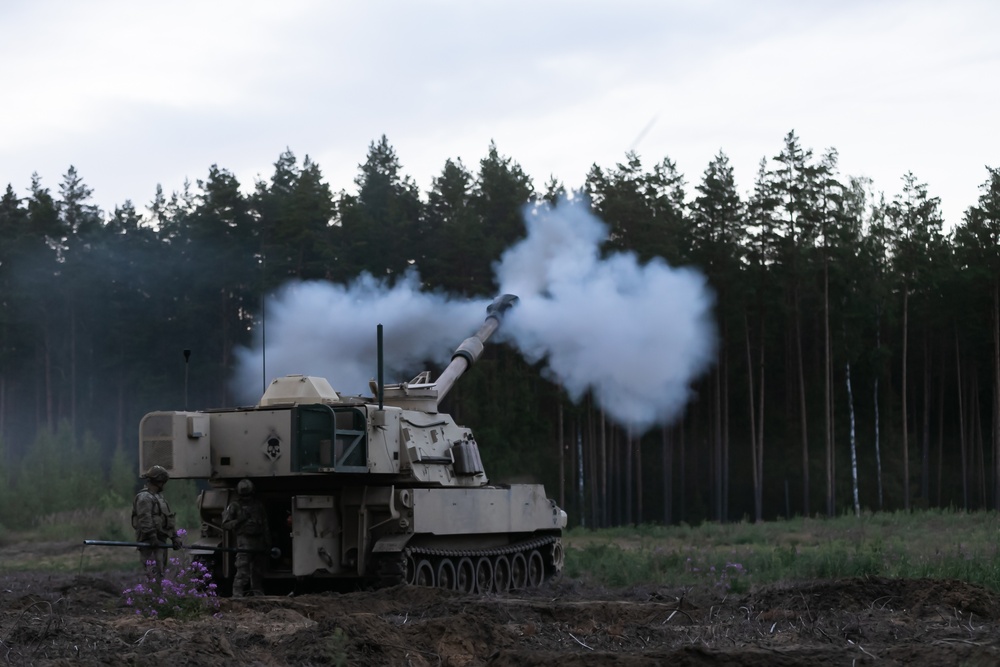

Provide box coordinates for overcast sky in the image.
[2,0,997,229]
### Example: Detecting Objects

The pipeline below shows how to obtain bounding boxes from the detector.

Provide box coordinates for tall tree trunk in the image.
[600,410,608,528]
[714,362,723,521]
[846,361,860,516]
[746,313,762,522]
[635,436,643,524]
[796,296,810,516]
[116,373,125,452]
[220,290,230,405]
[824,257,834,517]
[625,426,633,525]
[44,329,53,431]
[936,369,944,507]
[662,426,672,524]
[956,329,968,509]
[70,303,77,433]
[757,334,765,521]
[587,403,598,527]
[993,281,1000,510]
[576,417,585,526]
[722,329,730,522]
[874,304,884,510]
[973,376,986,507]
[607,427,615,526]
[558,402,565,510]
[902,287,910,510]
[921,331,931,505]
[679,420,687,524]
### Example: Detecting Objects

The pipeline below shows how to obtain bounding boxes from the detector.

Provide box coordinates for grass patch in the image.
[0,548,138,574]
[0,507,195,574]
[6,506,1000,591]
[564,509,1000,592]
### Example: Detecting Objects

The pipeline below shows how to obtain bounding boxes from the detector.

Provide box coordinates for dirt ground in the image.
[3,542,1000,666]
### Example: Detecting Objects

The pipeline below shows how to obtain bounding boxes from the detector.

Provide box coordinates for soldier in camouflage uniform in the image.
[222,479,269,597]
[131,465,181,581]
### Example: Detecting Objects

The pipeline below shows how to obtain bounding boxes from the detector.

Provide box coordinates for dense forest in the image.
[0,131,998,532]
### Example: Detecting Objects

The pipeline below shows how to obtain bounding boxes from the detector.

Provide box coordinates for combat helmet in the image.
[237,479,254,496]
[143,465,170,484]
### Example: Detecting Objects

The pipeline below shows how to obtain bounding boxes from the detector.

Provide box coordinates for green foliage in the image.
[107,443,139,509]
[0,427,162,535]
[15,423,86,520]
[565,510,1000,593]
[320,627,350,667]
[0,438,12,532]
[163,480,201,529]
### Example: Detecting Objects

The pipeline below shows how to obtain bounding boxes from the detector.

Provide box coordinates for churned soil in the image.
[3,541,1000,666]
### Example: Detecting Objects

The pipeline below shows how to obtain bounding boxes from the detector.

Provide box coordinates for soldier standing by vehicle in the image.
[222,479,269,597]
[131,465,181,581]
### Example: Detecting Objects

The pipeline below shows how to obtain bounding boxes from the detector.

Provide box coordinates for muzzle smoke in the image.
[494,199,716,431]
[231,273,487,404]
[231,198,716,432]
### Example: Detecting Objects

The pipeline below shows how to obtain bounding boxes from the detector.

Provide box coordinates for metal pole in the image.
[261,292,267,396]
[83,539,279,557]
[183,349,191,410]
[377,323,384,410]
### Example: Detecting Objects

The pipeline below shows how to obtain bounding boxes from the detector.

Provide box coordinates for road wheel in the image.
[414,559,435,587]
[474,557,493,594]
[436,558,457,591]
[493,555,511,593]
[404,554,417,585]
[510,552,528,590]
[456,558,476,593]
[527,549,545,588]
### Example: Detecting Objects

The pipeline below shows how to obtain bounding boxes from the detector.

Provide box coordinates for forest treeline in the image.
[1,130,999,531]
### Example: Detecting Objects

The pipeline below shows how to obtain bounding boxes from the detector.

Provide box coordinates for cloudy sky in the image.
[2,0,997,228]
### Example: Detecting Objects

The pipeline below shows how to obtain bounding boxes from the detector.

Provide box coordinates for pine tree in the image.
[887,172,945,510]
[689,151,746,520]
[953,167,1000,509]
[336,136,423,282]
[421,158,485,294]
[471,141,534,289]
[254,150,336,286]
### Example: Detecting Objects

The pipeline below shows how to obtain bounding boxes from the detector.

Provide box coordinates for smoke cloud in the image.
[232,198,716,432]
[230,273,489,404]
[495,199,716,432]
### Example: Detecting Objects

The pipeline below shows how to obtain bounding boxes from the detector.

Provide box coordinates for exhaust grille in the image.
[141,414,176,471]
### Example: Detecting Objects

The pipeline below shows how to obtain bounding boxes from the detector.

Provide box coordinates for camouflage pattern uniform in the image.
[222,479,269,597]
[132,465,180,581]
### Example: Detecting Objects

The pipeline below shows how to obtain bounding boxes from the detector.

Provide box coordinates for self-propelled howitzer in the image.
[138,294,566,595]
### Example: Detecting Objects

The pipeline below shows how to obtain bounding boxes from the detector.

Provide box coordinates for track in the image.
[375,535,563,593]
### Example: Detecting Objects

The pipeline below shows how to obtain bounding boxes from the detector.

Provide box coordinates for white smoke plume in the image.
[231,198,716,433]
[495,199,717,433]
[230,273,489,404]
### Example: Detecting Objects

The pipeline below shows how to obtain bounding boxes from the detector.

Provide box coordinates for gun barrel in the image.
[434,294,518,405]
[83,539,279,557]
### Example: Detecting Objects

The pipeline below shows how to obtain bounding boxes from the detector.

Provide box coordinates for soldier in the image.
[222,479,269,597]
[131,465,181,581]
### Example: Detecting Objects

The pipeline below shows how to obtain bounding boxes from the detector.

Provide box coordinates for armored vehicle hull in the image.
[139,295,567,594]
